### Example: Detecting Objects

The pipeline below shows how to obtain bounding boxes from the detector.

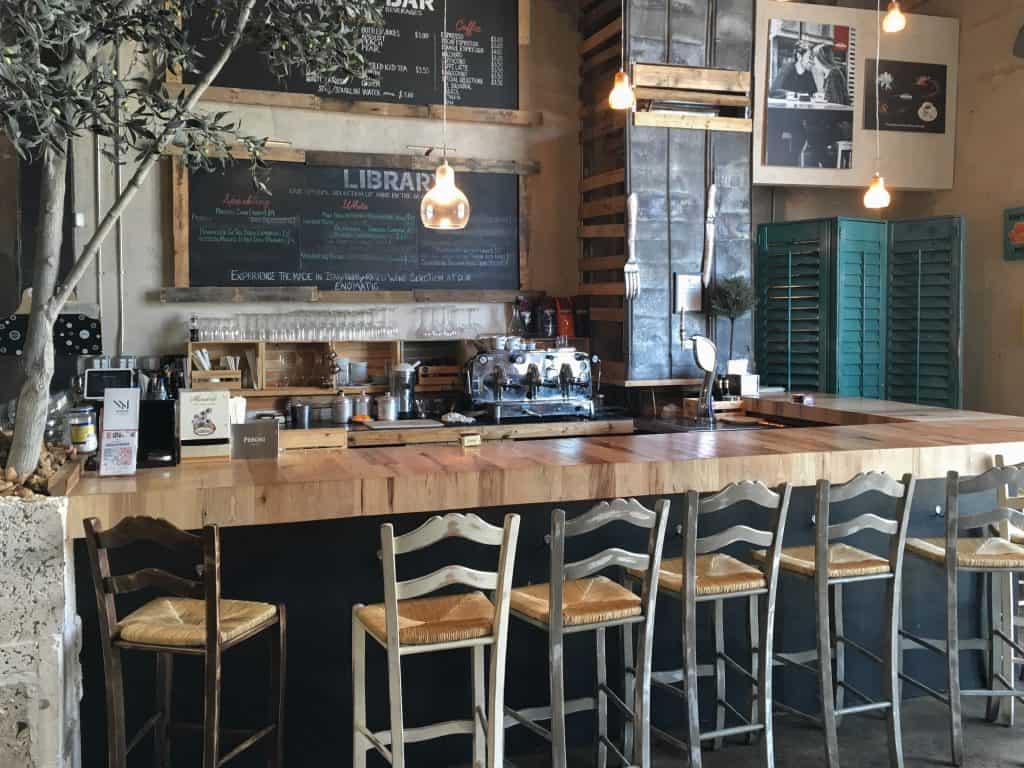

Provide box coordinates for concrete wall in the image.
[0,0,580,359]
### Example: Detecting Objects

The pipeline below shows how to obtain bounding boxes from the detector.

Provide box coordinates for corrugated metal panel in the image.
[886,216,964,408]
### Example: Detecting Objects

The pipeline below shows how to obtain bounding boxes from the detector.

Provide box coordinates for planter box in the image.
[0,497,81,768]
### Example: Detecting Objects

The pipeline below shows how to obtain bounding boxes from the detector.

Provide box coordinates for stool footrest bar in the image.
[599,733,631,766]
[898,672,950,704]
[598,683,634,721]
[834,634,885,666]
[126,713,161,755]
[718,697,752,726]
[775,651,819,676]
[834,701,891,717]
[993,627,1024,658]
[651,724,689,752]
[774,699,823,727]
[356,724,393,763]
[702,723,764,741]
[217,724,276,768]
[718,651,758,684]
[899,628,948,657]
[836,678,882,707]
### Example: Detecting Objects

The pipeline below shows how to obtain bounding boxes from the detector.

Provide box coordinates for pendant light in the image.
[864,0,891,210]
[421,0,470,230]
[607,0,635,110]
[882,1,907,33]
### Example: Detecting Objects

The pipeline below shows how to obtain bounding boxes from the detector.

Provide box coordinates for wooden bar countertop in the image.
[67,394,1024,535]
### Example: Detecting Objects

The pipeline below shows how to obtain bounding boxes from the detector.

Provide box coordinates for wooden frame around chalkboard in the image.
[166,0,540,129]
[165,148,540,304]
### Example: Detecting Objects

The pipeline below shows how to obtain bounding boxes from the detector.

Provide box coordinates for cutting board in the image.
[366,419,445,430]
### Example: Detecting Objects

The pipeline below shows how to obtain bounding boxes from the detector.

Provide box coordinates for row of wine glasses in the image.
[191,309,399,343]
[414,306,482,339]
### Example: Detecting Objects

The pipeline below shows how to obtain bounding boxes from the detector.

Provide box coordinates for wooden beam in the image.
[579,224,625,239]
[163,144,306,163]
[165,83,543,127]
[579,18,621,56]
[581,44,621,74]
[632,64,751,93]
[304,151,540,176]
[589,307,624,322]
[170,160,190,288]
[518,0,531,46]
[581,195,625,219]
[633,112,752,133]
[580,111,626,141]
[634,87,750,108]
[579,255,626,272]
[577,282,625,296]
[583,0,621,32]
[160,287,318,303]
[581,168,625,192]
[519,176,531,291]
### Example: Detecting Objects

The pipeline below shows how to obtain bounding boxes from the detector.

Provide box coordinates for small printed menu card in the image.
[179,390,232,461]
[99,388,140,476]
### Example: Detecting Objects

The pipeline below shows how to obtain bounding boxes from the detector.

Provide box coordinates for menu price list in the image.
[186,0,518,110]
[188,162,520,292]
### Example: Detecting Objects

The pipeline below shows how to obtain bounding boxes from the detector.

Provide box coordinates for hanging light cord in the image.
[620,0,626,69]
[875,0,882,171]
[442,0,448,161]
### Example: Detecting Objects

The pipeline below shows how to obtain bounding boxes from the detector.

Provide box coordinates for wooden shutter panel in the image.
[756,220,831,392]
[834,219,887,398]
[886,216,964,408]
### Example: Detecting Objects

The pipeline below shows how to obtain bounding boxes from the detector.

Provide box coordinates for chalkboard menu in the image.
[188,162,520,291]
[185,0,519,110]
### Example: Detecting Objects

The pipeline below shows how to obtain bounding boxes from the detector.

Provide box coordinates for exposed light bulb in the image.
[883,1,907,33]
[608,70,636,111]
[420,161,471,230]
[863,173,891,209]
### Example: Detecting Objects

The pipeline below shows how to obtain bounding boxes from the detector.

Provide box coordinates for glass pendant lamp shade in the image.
[608,69,636,111]
[420,161,471,230]
[882,1,907,33]
[863,173,891,209]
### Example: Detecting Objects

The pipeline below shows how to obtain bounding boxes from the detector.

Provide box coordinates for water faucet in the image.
[692,335,718,424]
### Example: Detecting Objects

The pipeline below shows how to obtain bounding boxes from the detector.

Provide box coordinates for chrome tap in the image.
[524,363,542,400]
[692,335,718,424]
[559,363,575,399]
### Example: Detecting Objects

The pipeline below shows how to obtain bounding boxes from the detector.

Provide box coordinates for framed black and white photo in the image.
[864,59,948,134]
[764,18,857,169]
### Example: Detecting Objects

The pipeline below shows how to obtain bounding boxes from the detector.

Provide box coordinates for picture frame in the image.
[1004,207,1024,261]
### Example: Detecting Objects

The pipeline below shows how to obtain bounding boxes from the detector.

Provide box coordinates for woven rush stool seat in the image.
[510,575,641,627]
[630,553,767,596]
[116,597,278,647]
[905,536,1024,569]
[355,591,495,646]
[753,542,891,579]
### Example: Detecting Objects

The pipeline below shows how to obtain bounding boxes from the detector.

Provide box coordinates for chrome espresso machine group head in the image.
[465,345,600,423]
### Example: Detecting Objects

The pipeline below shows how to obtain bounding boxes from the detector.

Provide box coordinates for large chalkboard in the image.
[184,0,518,110]
[187,161,520,291]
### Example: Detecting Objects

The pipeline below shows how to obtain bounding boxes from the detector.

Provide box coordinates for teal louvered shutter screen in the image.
[756,220,831,392]
[834,219,887,397]
[886,216,964,408]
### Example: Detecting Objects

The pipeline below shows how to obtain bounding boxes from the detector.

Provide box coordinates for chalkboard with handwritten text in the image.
[187,162,519,291]
[184,0,518,110]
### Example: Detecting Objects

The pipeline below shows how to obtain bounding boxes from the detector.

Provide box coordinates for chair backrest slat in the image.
[958,465,1024,496]
[695,524,775,555]
[105,568,204,598]
[393,512,505,554]
[700,481,781,515]
[562,498,658,537]
[396,564,500,601]
[958,506,1024,533]
[995,455,1024,512]
[828,471,906,504]
[563,548,650,582]
[828,512,900,540]
[95,515,203,555]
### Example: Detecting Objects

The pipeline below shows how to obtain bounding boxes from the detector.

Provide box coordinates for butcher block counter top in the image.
[67,395,1024,535]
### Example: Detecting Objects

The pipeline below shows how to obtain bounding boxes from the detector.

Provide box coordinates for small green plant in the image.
[709,276,756,361]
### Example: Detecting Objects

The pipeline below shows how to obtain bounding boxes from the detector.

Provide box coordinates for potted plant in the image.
[708,275,756,365]
[0,3,380,764]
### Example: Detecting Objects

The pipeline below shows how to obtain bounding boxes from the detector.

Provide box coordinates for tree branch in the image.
[48,0,259,313]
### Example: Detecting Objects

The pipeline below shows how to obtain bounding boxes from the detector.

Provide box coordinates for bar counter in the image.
[67,395,1024,535]
[68,395,1024,767]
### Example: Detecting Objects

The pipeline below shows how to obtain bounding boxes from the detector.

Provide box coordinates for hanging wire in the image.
[875,0,882,171]
[620,0,626,68]
[442,0,448,160]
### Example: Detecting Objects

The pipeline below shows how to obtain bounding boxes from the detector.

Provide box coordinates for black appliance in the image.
[137,400,180,468]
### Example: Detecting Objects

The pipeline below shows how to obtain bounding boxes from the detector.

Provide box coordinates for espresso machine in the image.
[465,344,599,423]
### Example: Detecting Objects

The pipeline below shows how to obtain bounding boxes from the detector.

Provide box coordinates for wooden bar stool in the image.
[990,454,1024,724]
[83,516,286,768]
[504,498,670,768]
[630,481,791,768]
[755,472,915,768]
[351,512,520,768]
[902,465,1024,766]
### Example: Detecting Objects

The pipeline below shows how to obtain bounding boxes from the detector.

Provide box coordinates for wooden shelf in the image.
[162,287,537,304]
[633,111,752,133]
[166,82,543,128]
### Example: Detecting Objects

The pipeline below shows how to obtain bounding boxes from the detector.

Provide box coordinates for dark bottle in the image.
[189,316,199,342]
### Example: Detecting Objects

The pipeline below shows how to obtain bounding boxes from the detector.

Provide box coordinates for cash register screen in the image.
[83,368,135,401]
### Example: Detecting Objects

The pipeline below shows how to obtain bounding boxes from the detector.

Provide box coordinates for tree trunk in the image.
[7,145,67,477]
[728,317,735,362]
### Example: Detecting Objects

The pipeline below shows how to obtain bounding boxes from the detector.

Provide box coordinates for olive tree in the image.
[0,0,383,477]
